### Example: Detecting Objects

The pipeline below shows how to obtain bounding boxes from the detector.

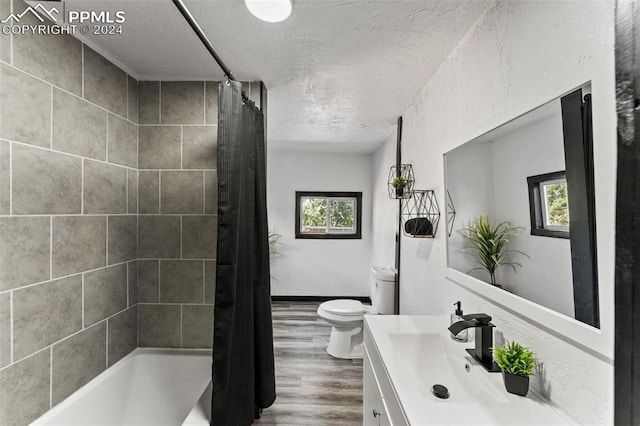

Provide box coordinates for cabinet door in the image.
[364,350,391,426]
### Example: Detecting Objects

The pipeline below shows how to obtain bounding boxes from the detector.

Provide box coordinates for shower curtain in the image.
[212,80,276,425]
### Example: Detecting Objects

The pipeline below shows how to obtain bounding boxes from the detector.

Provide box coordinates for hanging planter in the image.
[387,164,415,199]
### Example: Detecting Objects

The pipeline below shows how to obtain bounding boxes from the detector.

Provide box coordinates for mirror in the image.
[444,84,599,328]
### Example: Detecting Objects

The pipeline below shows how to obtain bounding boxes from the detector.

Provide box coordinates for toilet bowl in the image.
[317,266,396,359]
[317,299,372,358]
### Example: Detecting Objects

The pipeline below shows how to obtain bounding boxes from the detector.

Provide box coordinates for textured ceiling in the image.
[70,0,491,152]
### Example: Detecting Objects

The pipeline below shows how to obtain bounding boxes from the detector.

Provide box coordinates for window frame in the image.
[527,171,570,239]
[294,191,363,239]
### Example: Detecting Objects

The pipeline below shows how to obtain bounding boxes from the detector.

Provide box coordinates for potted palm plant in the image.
[461,215,528,288]
[492,341,537,396]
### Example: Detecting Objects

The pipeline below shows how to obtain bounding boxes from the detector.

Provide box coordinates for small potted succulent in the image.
[391,176,408,197]
[492,340,537,396]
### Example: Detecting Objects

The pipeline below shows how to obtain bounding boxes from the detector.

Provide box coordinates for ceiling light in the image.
[244,0,292,23]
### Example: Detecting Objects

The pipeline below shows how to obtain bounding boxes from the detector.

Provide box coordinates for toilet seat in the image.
[319,299,365,316]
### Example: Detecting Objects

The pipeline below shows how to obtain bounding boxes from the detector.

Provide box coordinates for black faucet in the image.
[448,313,501,372]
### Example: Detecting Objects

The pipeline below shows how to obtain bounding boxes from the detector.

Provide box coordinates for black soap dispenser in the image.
[450,301,468,342]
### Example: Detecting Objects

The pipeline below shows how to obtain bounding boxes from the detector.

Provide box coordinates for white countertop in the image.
[365,315,573,425]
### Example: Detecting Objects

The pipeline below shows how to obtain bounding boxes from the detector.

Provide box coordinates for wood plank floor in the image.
[255,301,363,425]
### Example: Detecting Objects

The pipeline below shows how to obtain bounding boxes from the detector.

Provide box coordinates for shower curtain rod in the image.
[172,0,250,102]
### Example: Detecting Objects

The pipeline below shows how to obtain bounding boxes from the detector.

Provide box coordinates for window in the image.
[527,171,570,238]
[295,192,362,239]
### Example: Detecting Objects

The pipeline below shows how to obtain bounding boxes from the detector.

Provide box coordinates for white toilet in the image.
[317,266,396,359]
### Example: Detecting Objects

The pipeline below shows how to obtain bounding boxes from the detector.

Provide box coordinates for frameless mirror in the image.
[444,84,599,328]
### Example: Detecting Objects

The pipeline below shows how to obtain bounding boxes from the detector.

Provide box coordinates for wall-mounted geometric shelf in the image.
[387,164,415,199]
[446,190,456,237]
[400,190,440,238]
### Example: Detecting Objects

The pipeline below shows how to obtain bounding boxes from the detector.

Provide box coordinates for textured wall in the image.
[0,1,138,424]
[371,1,615,423]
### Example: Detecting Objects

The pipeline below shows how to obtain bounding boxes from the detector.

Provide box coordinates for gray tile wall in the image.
[0,1,138,423]
[137,80,219,350]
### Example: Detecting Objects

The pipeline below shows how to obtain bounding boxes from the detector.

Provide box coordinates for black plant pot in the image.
[395,187,404,198]
[502,371,529,396]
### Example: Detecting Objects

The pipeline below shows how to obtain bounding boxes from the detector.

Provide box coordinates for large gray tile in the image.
[108,215,137,264]
[53,89,107,160]
[138,215,180,259]
[0,216,50,291]
[138,126,181,169]
[183,126,217,169]
[13,276,82,359]
[84,264,127,326]
[108,113,137,168]
[205,81,219,125]
[138,304,180,348]
[0,63,51,147]
[0,0,9,64]
[108,306,137,367]
[0,349,50,426]
[205,260,216,305]
[160,171,204,214]
[128,75,139,123]
[182,216,217,259]
[128,261,138,307]
[13,1,82,95]
[52,322,106,405]
[53,216,106,277]
[137,260,158,303]
[83,160,127,214]
[0,293,9,368]
[83,45,127,117]
[12,144,82,214]
[160,260,203,303]
[0,140,8,215]
[182,305,214,348]
[161,81,204,124]
[205,171,218,214]
[138,170,159,214]
[138,81,159,124]
[128,169,138,214]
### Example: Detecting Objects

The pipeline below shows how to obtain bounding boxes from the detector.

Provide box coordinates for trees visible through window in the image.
[295,192,362,239]
[527,171,570,238]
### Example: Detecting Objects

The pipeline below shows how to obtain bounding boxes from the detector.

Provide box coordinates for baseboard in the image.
[271,295,372,304]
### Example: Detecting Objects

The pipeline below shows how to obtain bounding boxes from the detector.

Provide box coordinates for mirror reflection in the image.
[445,84,599,328]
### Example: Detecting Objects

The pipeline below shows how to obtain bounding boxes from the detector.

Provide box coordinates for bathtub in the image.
[31,348,212,426]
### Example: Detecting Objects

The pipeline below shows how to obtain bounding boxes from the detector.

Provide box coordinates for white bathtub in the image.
[31,348,212,426]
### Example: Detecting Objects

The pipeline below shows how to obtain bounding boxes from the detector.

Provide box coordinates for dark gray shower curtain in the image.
[212,80,276,425]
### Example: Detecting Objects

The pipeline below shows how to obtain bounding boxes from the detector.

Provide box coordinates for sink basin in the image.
[387,332,508,404]
[364,315,570,425]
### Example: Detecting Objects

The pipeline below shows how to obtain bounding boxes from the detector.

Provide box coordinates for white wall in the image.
[370,136,398,269]
[267,150,373,297]
[372,1,615,423]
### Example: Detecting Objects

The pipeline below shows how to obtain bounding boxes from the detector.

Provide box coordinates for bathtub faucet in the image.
[448,313,500,372]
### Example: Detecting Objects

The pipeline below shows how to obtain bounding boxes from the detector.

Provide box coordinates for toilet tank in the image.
[370,266,396,315]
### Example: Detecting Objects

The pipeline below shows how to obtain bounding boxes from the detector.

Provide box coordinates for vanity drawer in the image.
[364,326,409,425]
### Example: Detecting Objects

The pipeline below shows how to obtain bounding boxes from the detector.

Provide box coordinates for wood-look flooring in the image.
[256,301,363,425]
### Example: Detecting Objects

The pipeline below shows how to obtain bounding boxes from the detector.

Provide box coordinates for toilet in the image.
[317,266,396,359]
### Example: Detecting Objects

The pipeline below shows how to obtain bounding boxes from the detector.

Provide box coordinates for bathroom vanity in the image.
[363,315,571,425]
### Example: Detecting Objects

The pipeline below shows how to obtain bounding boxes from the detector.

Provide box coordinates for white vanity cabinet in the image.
[363,323,408,426]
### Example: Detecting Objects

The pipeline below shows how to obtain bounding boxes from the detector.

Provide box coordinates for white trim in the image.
[9,291,14,363]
